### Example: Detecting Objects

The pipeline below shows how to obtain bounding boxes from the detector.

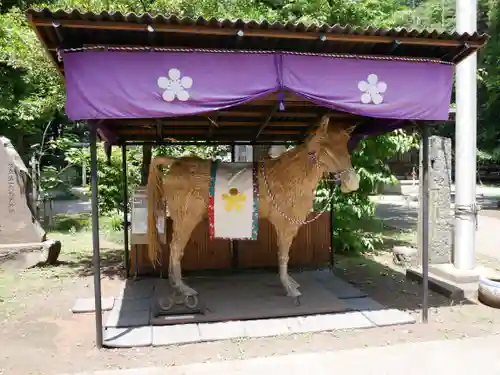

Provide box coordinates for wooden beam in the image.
[117,128,302,135]
[206,113,219,139]
[29,17,486,48]
[26,14,65,80]
[105,114,362,130]
[255,104,279,140]
[216,110,317,118]
[121,135,304,143]
[111,123,311,134]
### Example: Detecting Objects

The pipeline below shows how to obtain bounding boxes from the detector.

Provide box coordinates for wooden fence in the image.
[130,212,331,276]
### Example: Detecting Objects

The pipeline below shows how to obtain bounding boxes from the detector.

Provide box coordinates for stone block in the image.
[198,321,246,342]
[361,308,415,326]
[103,326,152,348]
[71,297,115,313]
[406,267,473,299]
[289,312,374,334]
[393,246,417,266]
[242,318,291,338]
[430,263,480,284]
[105,307,150,328]
[152,324,201,346]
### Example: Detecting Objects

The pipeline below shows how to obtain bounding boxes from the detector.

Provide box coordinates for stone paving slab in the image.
[152,324,201,346]
[103,327,152,348]
[242,318,292,338]
[105,307,150,328]
[71,297,115,313]
[361,308,416,327]
[198,321,246,341]
[113,297,152,311]
[117,279,156,299]
[94,272,416,347]
[306,270,367,299]
[103,308,413,347]
[288,312,374,334]
[344,297,385,311]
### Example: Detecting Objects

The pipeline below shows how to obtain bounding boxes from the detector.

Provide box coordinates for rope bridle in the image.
[260,149,355,225]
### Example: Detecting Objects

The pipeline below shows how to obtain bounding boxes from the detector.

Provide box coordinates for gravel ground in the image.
[2,232,500,375]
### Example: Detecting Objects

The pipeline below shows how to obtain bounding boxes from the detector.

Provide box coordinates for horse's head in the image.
[306,116,360,193]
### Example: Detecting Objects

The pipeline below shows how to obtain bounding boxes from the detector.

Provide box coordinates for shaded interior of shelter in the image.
[100,92,429,146]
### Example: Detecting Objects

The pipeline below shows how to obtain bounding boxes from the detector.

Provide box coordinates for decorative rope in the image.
[455,202,481,230]
[57,46,452,65]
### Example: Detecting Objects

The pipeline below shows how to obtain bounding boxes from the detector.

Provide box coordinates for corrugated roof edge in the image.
[26,7,489,43]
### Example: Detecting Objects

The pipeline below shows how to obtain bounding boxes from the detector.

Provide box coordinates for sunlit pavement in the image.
[63,335,500,375]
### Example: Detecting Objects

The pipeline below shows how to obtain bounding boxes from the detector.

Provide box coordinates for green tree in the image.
[0,0,427,252]
[0,7,65,157]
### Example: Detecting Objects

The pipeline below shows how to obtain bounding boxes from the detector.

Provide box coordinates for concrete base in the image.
[406,266,478,300]
[429,263,480,284]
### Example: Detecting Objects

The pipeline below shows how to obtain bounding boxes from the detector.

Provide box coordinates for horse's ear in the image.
[345,124,357,135]
[318,115,330,135]
[330,121,358,136]
[305,116,329,152]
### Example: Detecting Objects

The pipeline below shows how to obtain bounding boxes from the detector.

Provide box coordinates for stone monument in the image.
[417,135,453,265]
[408,135,479,298]
[0,137,45,245]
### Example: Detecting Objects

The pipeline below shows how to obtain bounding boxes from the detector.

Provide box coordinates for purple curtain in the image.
[282,55,453,121]
[63,51,454,122]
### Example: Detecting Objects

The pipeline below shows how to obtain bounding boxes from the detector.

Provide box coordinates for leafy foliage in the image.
[315,129,418,253]
[1,0,499,254]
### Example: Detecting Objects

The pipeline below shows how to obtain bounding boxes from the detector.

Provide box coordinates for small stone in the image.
[393,246,417,266]
[393,246,417,257]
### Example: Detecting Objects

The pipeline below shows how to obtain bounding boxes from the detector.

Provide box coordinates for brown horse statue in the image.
[147,116,360,305]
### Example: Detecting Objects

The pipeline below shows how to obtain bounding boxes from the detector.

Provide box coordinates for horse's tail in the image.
[147,156,175,267]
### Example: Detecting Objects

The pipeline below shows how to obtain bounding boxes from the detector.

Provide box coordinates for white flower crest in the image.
[157,68,193,102]
[358,74,387,105]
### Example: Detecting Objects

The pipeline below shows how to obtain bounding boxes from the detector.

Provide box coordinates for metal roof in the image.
[27,8,488,75]
[25,8,475,143]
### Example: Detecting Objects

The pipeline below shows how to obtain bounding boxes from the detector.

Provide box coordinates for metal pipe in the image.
[329,180,335,269]
[421,124,430,323]
[122,144,130,278]
[90,123,103,348]
[454,0,478,270]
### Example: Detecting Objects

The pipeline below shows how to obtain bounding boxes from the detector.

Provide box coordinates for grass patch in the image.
[378,225,416,251]
[0,214,127,320]
[47,213,91,232]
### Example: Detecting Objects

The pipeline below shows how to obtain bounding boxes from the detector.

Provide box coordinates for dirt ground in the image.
[1,230,500,375]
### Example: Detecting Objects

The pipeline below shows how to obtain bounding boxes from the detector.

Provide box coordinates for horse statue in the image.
[147,116,360,307]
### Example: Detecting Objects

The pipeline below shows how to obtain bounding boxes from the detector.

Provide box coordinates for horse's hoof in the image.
[185,295,199,309]
[293,297,301,306]
[159,296,174,311]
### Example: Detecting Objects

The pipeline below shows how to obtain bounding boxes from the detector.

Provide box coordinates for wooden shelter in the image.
[27,7,488,348]
[27,9,487,144]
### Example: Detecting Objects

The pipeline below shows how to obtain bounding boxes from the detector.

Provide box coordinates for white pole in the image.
[454,0,477,270]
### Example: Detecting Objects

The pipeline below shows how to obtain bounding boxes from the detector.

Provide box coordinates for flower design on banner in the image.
[222,187,247,212]
[157,68,193,102]
[358,74,387,105]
